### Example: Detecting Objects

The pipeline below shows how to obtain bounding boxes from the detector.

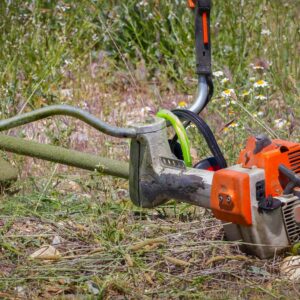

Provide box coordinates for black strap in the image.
[171,109,227,169]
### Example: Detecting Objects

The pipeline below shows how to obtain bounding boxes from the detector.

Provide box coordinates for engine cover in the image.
[238,135,300,197]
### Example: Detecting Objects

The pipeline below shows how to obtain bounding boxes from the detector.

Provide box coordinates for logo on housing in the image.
[218,193,234,211]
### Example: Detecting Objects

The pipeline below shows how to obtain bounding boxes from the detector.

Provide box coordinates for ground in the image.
[0,1,299,299]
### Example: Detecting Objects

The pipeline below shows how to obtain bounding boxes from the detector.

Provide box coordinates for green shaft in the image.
[0,134,129,179]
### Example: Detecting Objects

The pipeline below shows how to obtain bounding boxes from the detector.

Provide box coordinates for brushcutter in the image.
[0,0,299,259]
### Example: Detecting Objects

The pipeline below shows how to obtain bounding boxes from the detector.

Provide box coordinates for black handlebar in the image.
[278,164,300,195]
[195,0,212,75]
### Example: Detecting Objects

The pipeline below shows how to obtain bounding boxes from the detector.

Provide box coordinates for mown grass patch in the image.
[1,175,299,299]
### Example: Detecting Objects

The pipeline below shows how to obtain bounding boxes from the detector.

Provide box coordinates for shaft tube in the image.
[189,76,209,114]
[0,134,129,179]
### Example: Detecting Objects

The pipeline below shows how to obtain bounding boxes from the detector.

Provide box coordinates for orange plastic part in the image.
[187,0,196,8]
[238,136,300,197]
[211,169,252,226]
[202,12,209,44]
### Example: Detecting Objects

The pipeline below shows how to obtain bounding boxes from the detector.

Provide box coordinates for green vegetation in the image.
[0,0,299,298]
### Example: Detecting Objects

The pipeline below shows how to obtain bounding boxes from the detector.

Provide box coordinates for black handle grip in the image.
[278,164,300,194]
[195,0,212,75]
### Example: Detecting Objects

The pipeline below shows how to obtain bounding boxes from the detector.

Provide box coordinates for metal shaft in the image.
[189,76,209,114]
[0,105,137,138]
[0,134,129,179]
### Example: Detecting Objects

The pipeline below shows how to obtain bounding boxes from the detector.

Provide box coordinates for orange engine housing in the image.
[211,169,252,226]
[238,136,300,197]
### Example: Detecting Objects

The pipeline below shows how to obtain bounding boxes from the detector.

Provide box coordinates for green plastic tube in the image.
[156,109,192,167]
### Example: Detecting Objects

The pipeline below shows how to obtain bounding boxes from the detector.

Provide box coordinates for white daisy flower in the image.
[253,111,264,117]
[255,95,267,100]
[147,13,154,19]
[177,101,187,108]
[221,77,229,84]
[221,103,229,108]
[224,122,239,133]
[274,119,287,129]
[221,89,235,98]
[254,80,269,88]
[241,89,252,97]
[213,71,224,77]
[229,122,239,128]
[261,29,271,36]
[257,111,264,117]
[252,65,264,70]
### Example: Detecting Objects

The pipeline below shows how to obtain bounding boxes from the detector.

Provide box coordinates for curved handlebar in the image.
[0,104,137,138]
[189,76,209,114]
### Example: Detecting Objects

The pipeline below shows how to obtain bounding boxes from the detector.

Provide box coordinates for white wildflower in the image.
[241,89,252,97]
[274,119,287,129]
[253,111,264,117]
[213,71,224,77]
[255,95,267,100]
[221,77,229,84]
[252,65,264,70]
[229,122,239,128]
[221,89,235,98]
[137,0,148,7]
[254,80,269,88]
[177,101,187,108]
[261,29,271,36]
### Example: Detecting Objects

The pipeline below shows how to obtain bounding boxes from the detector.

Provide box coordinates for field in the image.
[0,0,299,299]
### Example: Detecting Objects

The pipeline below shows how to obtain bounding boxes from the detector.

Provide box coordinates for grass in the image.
[0,0,299,298]
[1,178,299,299]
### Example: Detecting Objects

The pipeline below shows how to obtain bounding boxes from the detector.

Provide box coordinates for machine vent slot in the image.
[290,158,300,164]
[291,164,300,169]
[282,199,300,244]
[288,150,300,174]
[288,149,300,155]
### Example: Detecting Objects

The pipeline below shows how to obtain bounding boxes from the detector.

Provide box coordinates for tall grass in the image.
[1,1,298,109]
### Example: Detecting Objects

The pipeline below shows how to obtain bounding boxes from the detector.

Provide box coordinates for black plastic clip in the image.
[258,196,283,214]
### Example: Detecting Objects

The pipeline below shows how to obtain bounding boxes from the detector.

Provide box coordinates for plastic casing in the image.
[220,165,291,258]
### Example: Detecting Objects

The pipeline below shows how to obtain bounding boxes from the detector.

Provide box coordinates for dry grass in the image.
[1,192,299,299]
[0,72,299,299]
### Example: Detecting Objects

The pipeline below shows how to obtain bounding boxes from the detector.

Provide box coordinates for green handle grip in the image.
[156,109,192,167]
